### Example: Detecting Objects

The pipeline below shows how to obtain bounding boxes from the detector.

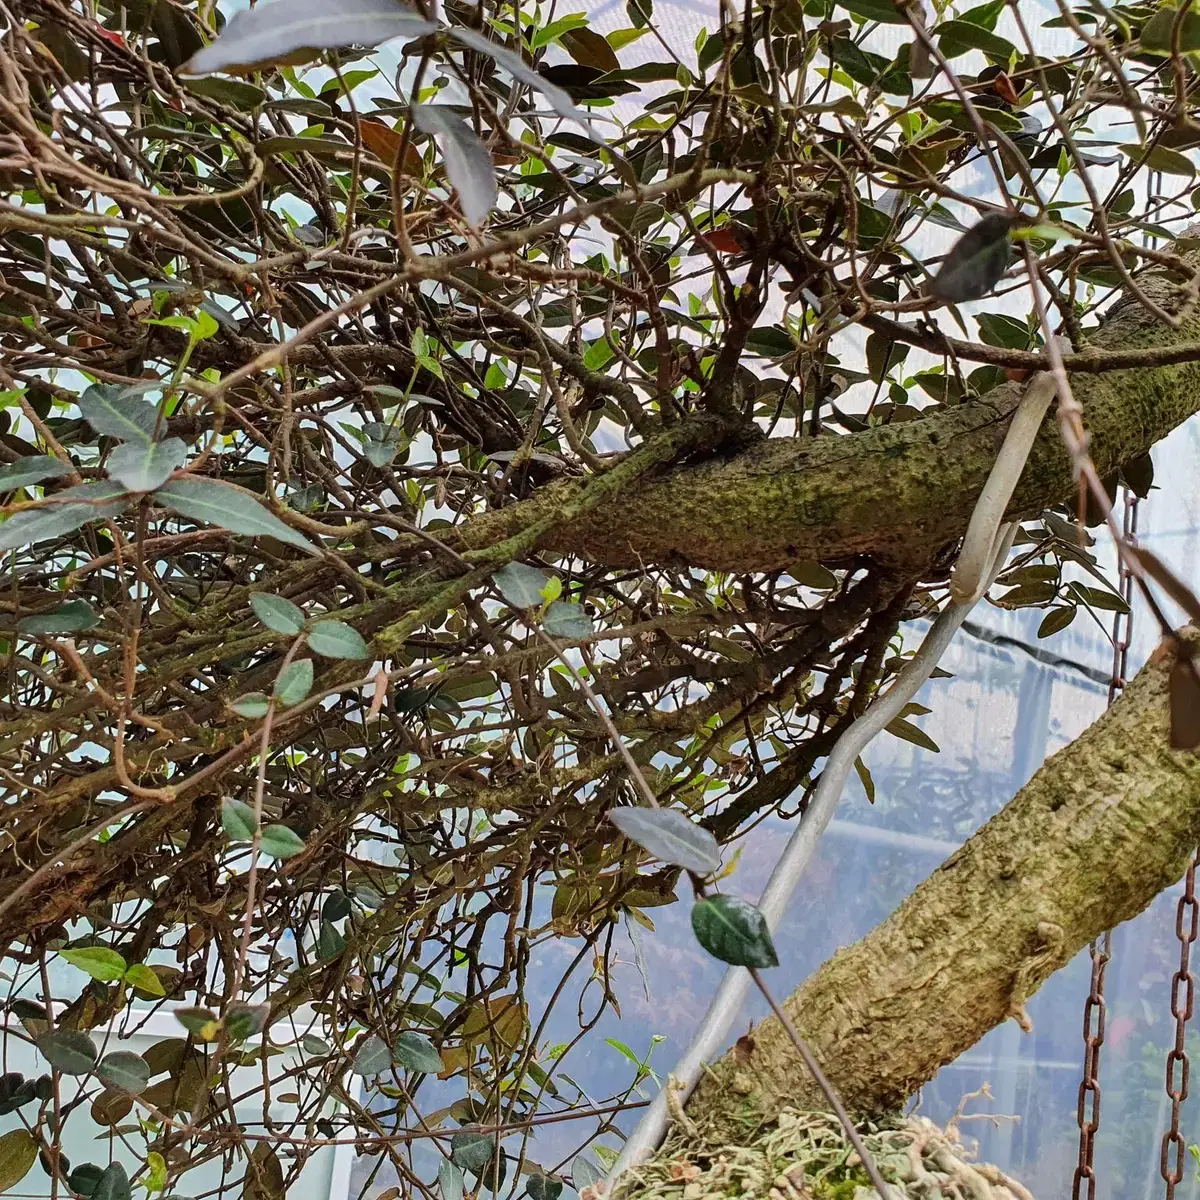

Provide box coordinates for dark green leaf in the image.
[412,105,498,227]
[493,561,550,608]
[572,1158,603,1190]
[251,592,306,635]
[97,1051,151,1095]
[224,1003,270,1040]
[79,384,158,444]
[836,0,907,21]
[929,213,1014,303]
[451,1130,497,1174]
[93,1162,132,1200]
[608,807,721,875]
[528,1175,564,1200]
[440,1159,465,1200]
[1122,451,1155,498]
[260,824,307,858]
[0,482,129,551]
[18,599,99,635]
[1141,5,1200,53]
[182,0,435,75]
[935,18,1018,58]
[450,26,594,128]
[107,437,186,492]
[307,619,370,660]
[274,658,314,706]
[691,895,779,968]
[37,1029,99,1075]
[363,421,406,466]
[1121,143,1196,177]
[155,477,318,554]
[0,455,72,490]
[317,918,345,959]
[352,1034,391,1075]
[230,692,271,718]
[222,798,258,841]
[1038,605,1077,637]
[977,312,1031,349]
[543,601,593,640]
[69,1163,106,1198]
[394,1030,442,1074]
[323,890,352,921]
[884,716,941,752]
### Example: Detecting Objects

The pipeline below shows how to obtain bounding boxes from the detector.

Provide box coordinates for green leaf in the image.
[18,599,100,635]
[174,1007,221,1040]
[69,1163,107,1198]
[79,384,158,444]
[0,455,73,490]
[317,918,345,959]
[836,0,908,22]
[260,824,307,859]
[608,808,721,875]
[307,619,370,660]
[493,561,550,608]
[224,1003,270,1040]
[222,798,258,841]
[274,658,314,706]
[854,755,876,803]
[690,895,779,968]
[303,1034,331,1055]
[412,105,498,226]
[451,1130,497,1174]
[572,1158,603,1191]
[363,421,406,467]
[929,213,1014,303]
[323,890,352,921]
[182,0,435,75]
[394,1030,442,1074]
[93,1163,132,1200]
[124,963,166,998]
[1141,5,1200,53]
[37,1029,99,1075]
[935,18,1017,58]
[251,592,305,635]
[0,1129,37,1193]
[1038,605,1077,637]
[543,600,593,640]
[183,75,267,108]
[60,945,127,982]
[107,437,186,492]
[97,1050,151,1095]
[1121,143,1196,178]
[528,1176,564,1200]
[230,692,271,718]
[0,481,129,551]
[440,1159,465,1200]
[352,1034,391,1075]
[450,26,595,129]
[155,477,318,554]
[884,716,940,752]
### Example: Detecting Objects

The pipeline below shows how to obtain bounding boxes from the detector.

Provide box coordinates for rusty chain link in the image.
[1072,488,1139,1200]
[1161,850,1199,1199]
[1073,931,1113,1200]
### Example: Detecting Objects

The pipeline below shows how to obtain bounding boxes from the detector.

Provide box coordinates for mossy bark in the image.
[683,634,1200,1128]
[462,270,1200,574]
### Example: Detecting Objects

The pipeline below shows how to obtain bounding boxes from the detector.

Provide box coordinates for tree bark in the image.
[463,268,1200,574]
[680,632,1200,1128]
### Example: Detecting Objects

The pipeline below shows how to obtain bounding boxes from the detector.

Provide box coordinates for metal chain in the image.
[1162,851,1199,1199]
[1073,931,1113,1200]
[1072,488,1139,1200]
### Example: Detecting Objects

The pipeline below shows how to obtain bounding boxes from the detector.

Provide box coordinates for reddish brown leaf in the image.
[1170,656,1200,750]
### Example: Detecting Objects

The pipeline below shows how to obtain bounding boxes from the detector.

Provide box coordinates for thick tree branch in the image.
[680,632,1200,1127]
[460,261,1200,573]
